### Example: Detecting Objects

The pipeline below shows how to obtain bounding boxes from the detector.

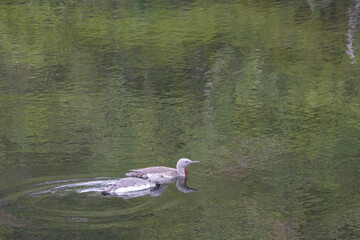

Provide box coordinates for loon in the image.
[125,158,199,179]
[101,174,164,196]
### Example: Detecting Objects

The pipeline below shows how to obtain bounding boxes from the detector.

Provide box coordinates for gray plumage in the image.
[102,174,164,195]
[125,158,199,179]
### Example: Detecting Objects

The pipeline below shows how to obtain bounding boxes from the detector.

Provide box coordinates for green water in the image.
[1,0,360,239]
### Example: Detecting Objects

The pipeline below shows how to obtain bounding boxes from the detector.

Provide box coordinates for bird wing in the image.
[125,167,177,178]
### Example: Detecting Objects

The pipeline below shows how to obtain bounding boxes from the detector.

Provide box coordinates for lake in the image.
[1,0,360,239]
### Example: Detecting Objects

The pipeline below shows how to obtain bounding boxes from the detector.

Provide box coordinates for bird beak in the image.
[190,161,200,164]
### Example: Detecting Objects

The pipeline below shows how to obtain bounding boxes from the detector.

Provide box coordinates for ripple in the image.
[0,177,165,230]
[30,178,116,195]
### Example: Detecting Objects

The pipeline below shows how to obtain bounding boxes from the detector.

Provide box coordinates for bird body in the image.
[125,158,199,179]
[102,174,164,195]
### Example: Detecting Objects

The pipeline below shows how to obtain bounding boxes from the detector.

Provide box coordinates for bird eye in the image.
[186,161,188,163]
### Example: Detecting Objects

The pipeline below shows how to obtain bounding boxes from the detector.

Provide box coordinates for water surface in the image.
[1,0,360,239]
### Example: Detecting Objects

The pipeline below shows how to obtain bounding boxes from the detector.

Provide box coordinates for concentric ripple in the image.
[0,177,165,230]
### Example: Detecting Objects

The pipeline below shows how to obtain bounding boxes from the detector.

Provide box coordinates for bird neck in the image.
[177,166,188,176]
